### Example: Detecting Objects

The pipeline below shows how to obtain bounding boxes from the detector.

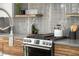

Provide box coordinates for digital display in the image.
[35,40,40,44]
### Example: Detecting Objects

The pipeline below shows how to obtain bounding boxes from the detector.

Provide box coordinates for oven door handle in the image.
[24,44,51,50]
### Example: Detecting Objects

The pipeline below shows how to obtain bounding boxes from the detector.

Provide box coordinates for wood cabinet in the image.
[0,37,24,56]
[54,44,79,56]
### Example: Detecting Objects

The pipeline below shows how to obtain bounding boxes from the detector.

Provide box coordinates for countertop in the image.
[27,34,79,47]
[54,38,79,47]
[0,33,27,39]
[1,33,79,47]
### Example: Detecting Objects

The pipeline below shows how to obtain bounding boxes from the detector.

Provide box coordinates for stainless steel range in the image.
[23,34,54,56]
[23,38,52,50]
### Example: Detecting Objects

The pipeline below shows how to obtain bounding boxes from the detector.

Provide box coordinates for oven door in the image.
[27,47,51,56]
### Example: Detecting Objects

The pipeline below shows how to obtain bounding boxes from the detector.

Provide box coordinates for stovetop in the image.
[27,33,54,40]
[27,33,66,40]
[23,33,66,50]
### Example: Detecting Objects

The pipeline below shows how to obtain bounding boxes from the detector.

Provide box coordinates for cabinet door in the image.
[54,44,79,56]
[3,45,24,56]
[3,38,24,56]
[0,38,3,56]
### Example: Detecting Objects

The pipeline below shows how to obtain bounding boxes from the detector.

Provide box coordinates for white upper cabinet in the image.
[0,3,14,17]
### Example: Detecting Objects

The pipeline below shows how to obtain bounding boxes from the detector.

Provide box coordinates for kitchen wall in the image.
[0,3,14,17]
[28,3,51,34]
[14,3,51,35]
[14,3,79,36]
[14,17,28,35]
[50,3,70,36]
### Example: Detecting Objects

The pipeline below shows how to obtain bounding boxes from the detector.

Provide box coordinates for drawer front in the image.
[0,37,24,56]
[54,44,79,56]
[3,40,24,56]
[3,45,24,56]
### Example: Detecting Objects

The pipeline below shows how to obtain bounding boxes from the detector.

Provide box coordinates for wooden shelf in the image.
[65,13,79,17]
[15,14,43,18]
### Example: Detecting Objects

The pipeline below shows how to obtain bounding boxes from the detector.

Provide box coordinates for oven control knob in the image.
[26,39,32,43]
[28,40,32,42]
[46,42,48,45]
[35,40,40,44]
[49,43,52,46]
[23,40,27,42]
[43,42,45,45]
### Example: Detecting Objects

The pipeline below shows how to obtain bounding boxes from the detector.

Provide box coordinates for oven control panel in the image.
[23,38,52,47]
